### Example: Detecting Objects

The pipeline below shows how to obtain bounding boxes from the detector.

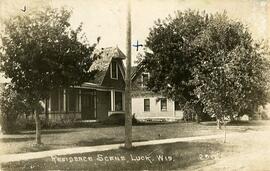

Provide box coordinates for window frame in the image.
[50,89,64,112]
[110,60,118,80]
[141,72,149,87]
[144,99,150,112]
[67,89,79,112]
[160,98,167,111]
[174,100,181,111]
[115,91,123,111]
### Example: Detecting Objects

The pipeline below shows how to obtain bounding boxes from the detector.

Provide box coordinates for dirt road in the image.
[191,126,270,171]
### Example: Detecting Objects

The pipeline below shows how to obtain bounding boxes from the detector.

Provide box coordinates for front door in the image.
[81,90,96,120]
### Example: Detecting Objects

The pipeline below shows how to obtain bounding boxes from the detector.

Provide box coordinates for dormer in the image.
[141,72,150,88]
[110,60,118,80]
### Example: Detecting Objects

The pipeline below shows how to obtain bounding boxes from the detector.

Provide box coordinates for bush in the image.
[103,113,138,125]
[0,85,32,134]
[16,117,49,130]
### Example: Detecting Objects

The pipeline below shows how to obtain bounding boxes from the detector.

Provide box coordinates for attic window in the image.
[141,72,149,87]
[111,60,118,79]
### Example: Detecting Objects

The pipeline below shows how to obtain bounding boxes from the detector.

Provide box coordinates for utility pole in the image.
[124,0,132,149]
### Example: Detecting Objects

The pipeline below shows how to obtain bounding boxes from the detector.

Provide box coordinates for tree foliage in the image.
[141,10,270,120]
[0,84,33,133]
[0,8,97,139]
[0,7,97,104]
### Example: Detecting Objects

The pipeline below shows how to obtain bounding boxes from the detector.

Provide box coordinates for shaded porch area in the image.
[44,88,125,123]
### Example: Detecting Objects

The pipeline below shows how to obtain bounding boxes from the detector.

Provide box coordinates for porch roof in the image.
[76,82,124,91]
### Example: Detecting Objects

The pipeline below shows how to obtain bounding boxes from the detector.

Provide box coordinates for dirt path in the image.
[190,128,270,171]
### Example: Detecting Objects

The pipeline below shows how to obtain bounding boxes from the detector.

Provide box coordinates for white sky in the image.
[0,0,269,82]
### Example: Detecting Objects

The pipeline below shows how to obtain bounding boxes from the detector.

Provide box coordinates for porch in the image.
[44,88,125,123]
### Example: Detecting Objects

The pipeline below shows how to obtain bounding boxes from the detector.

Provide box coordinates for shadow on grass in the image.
[226,120,266,126]
[200,120,267,127]
[0,137,35,143]
[76,138,148,146]
[20,144,52,153]
[18,129,78,135]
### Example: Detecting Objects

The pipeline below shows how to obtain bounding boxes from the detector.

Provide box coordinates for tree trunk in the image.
[34,110,42,145]
[229,114,234,122]
[223,116,226,143]
[196,113,200,123]
[216,116,221,129]
[195,103,202,123]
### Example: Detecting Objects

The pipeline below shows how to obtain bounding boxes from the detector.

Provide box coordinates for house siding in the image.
[132,97,175,118]
[131,68,184,122]
[101,59,125,90]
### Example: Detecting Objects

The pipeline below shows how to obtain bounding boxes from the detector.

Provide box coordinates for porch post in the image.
[172,101,175,117]
[63,89,66,113]
[122,91,125,111]
[58,89,61,112]
[47,94,51,120]
[111,90,115,111]
[78,89,81,112]
[48,95,51,113]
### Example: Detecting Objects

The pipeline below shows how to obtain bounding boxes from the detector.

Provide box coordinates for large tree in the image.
[0,8,97,144]
[141,10,270,125]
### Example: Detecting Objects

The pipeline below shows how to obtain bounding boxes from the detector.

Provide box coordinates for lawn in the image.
[0,140,225,171]
[0,121,268,155]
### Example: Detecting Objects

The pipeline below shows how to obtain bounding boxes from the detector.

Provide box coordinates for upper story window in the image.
[141,72,149,87]
[160,98,167,111]
[110,61,118,79]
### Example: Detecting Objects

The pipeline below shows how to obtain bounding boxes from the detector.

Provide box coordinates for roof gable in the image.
[131,65,144,81]
[89,47,126,85]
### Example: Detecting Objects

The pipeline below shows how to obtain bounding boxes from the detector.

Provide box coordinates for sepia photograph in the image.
[0,0,270,170]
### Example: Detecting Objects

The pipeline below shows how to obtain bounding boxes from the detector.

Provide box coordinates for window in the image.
[50,89,64,112]
[115,92,123,111]
[144,99,150,112]
[175,101,181,111]
[141,73,149,87]
[51,89,59,112]
[67,89,78,112]
[160,98,167,111]
[111,61,118,79]
[59,90,64,111]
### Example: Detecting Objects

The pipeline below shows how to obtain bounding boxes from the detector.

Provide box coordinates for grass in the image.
[0,120,268,155]
[0,141,224,171]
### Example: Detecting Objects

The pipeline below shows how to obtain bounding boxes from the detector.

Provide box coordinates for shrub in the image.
[0,85,32,134]
[103,113,138,125]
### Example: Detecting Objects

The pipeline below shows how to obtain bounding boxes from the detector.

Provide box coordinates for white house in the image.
[131,66,183,123]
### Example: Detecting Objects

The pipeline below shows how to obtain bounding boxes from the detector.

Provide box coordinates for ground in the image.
[0,121,267,154]
[0,121,269,170]
[187,129,270,171]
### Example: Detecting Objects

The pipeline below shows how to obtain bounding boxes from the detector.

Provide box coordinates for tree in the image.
[0,8,97,144]
[0,84,34,134]
[141,10,270,126]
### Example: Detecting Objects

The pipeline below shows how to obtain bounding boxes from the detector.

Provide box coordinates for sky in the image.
[0,0,269,82]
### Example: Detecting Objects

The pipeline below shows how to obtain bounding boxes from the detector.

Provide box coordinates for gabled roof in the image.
[131,65,144,81]
[89,47,126,85]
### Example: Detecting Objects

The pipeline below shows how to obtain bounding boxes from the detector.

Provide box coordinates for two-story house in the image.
[131,66,183,123]
[45,47,126,122]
